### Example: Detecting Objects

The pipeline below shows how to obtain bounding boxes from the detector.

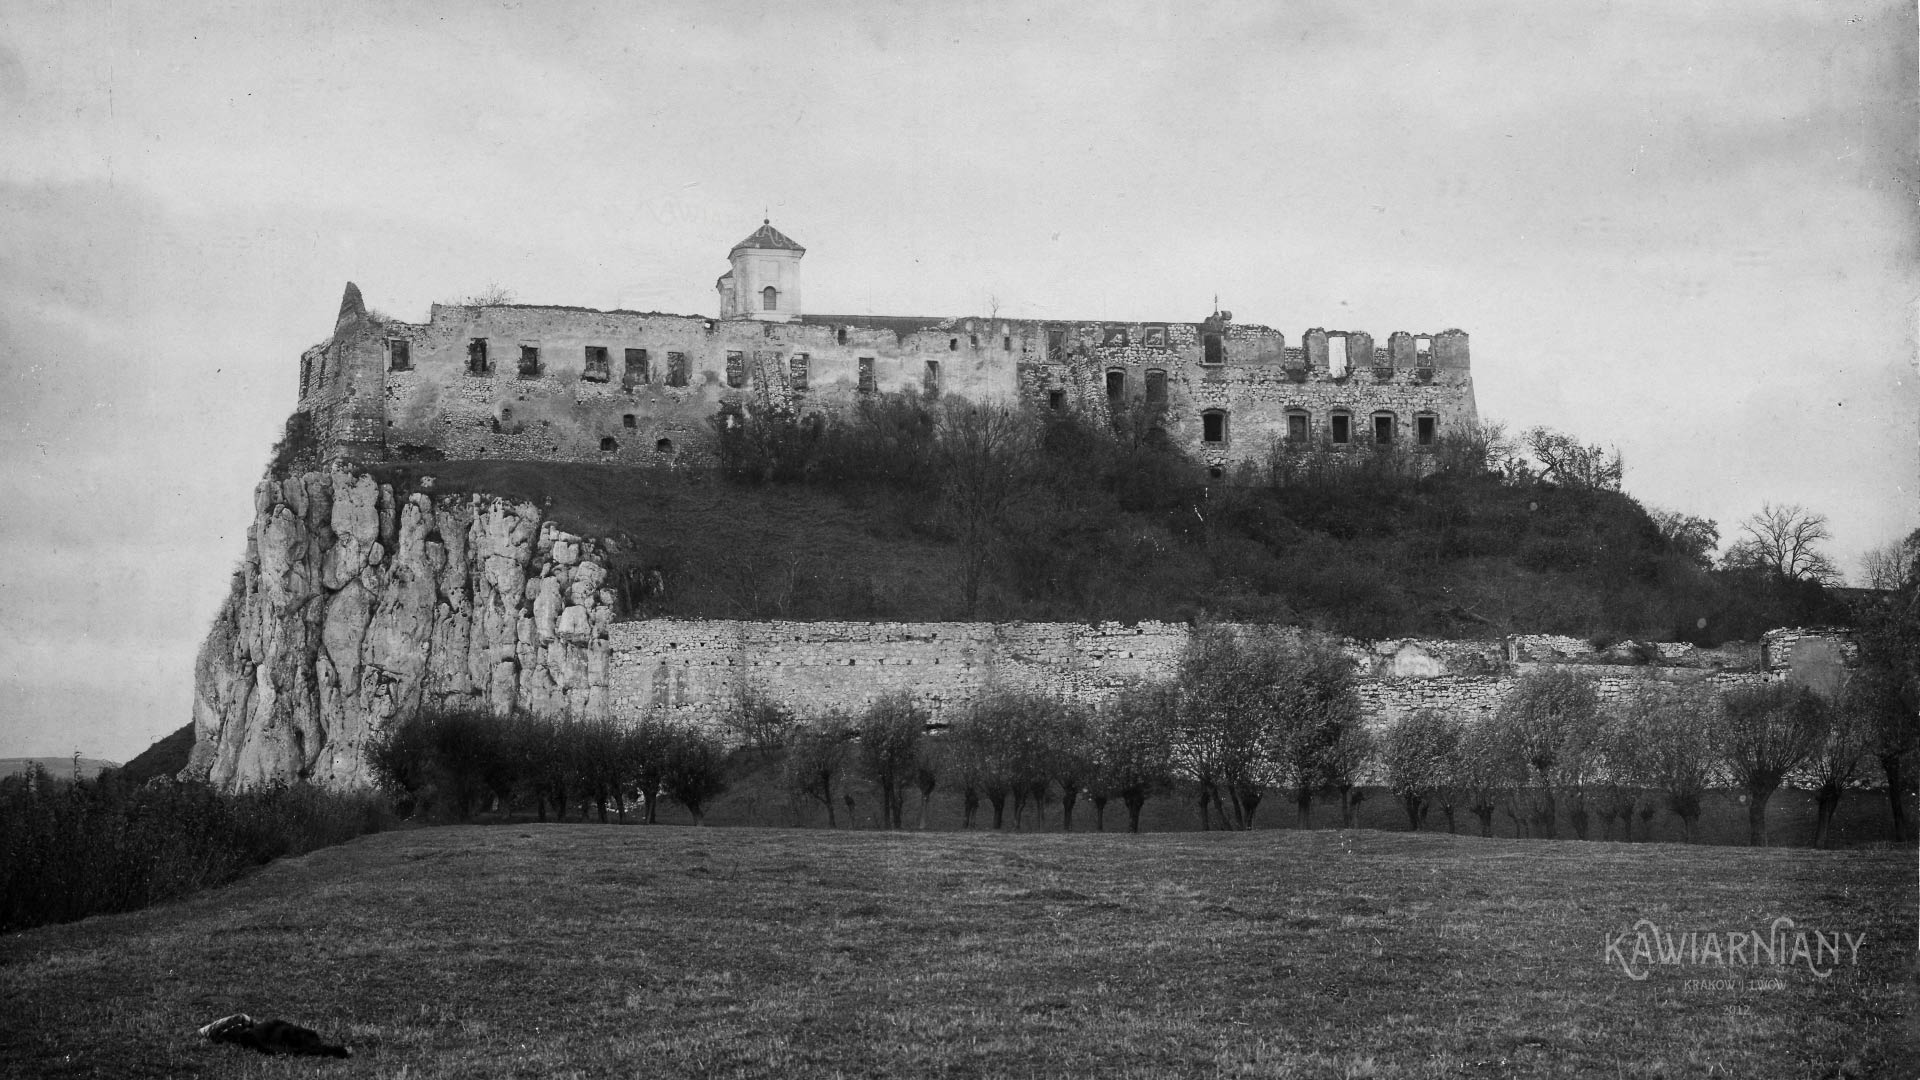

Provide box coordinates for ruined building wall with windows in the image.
[292,222,1478,472]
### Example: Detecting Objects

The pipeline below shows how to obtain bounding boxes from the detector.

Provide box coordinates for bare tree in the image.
[785,715,853,827]
[1859,528,1920,590]
[1617,681,1717,842]
[1721,503,1841,584]
[934,399,1040,617]
[1805,686,1870,848]
[1493,670,1603,838]
[1382,709,1461,831]
[855,693,930,830]
[1092,682,1178,833]
[1522,427,1624,491]
[1714,682,1828,846]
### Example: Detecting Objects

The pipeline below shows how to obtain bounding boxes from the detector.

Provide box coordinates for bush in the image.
[0,767,390,932]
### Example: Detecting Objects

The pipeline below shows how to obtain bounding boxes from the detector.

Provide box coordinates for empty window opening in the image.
[970,334,979,348]
[623,414,637,429]
[518,345,541,377]
[1416,415,1436,446]
[388,339,411,372]
[1330,413,1351,444]
[1202,410,1227,443]
[1373,413,1395,445]
[1048,389,1065,411]
[1145,369,1167,405]
[858,356,875,394]
[1047,329,1065,356]
[725,351,746,389]
[655,438,673,453]
[949,337,959,351]
[837,327,848,345]
[666,352,689,387]
[1327,335,1349,378]
[1003,335,1012,352]
[1103,327,1129,347]
[468,338,490,375]
[762,286,778,311]
[300,355,312,397]
[1415,336,1433,360]
[790,353,809,391]
[499,406,513,422]
[600,437,618,452]
[924,360,941,398]
[1203,333,1223,365]
[1287,413,1309,444]
[583,345,610,382]
[624,348,649,385]
[1106,369,1126,403]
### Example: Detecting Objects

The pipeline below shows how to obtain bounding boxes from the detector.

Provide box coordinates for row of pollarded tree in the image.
[365,621,1913,845]
[1380,671,1903,847]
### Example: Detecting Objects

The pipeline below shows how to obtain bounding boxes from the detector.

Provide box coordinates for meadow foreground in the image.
[0,826,1912,1078]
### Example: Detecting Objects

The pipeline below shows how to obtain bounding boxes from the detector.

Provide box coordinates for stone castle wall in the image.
[300,285,1477,475]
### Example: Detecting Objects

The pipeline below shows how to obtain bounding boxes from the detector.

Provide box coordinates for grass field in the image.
[2,826,1912,1078]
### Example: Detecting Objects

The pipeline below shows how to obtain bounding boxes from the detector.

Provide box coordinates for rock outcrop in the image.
[186,470,616,789]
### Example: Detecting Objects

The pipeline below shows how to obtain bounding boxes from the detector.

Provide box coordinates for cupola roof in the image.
[730,219,805,256]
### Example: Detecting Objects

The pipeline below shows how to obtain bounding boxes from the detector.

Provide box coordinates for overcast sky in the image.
[2,0,1915,762]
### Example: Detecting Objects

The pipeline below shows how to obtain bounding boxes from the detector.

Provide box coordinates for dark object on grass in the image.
[198,1013,351,1058]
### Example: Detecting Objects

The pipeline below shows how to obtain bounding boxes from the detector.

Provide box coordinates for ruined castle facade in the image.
[294,222,1478,470]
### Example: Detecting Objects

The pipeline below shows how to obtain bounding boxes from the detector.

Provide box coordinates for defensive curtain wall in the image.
[187,467,1843,790]
[291,220,1476,476]
[608,620,1812,736]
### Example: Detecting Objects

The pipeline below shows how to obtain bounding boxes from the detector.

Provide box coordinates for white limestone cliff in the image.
[186,470,617,790]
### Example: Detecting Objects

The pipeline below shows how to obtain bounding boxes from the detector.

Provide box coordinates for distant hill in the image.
[0,757,119,781]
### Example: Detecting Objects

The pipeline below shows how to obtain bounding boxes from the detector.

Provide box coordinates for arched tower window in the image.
[762,286,779,311]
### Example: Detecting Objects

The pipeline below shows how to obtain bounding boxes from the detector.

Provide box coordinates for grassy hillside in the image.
[371,442,1847,643]
[2,826,1910,1078]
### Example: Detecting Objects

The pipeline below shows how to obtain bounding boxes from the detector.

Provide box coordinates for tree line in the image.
[371,618,1915,847]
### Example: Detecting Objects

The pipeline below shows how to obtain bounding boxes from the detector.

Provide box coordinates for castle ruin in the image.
[294,221,1478,472]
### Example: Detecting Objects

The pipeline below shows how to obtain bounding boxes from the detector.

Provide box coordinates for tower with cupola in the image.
[715,219,804,321]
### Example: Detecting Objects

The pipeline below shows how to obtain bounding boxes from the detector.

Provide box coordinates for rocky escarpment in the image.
[187,470,616,790]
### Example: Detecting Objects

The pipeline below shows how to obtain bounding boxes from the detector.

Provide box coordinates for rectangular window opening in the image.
[790,353,809,391]
[1327,335,1349,378]
[387,339,411,372]
[1202,411,1226,443]
[725,351,746,389]
[468,338,490,375]
[1331,414,1351,444]
[1287,414,1308,444]
[1417,416,1436,446]
[858,356,875,394]
[583,345,610,382]
[624,348,650,386]
[1003,335,1012,352]
[666,352,689,387]
[924,359,941,398]
[1374,415,1394,445]
[518,345,541,377]
[1145,369,1167,405]
[1106,370,1126,402]
[1203,334,1223,365]
[1048,389,1065,411]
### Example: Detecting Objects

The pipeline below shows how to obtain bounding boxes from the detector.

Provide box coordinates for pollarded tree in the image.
[1714,681,1828,846]
[1848,581,1920,841]
[1493,670,1603,839]
[1050,702,1097,831]
[1448,712,1517,838]
[1721,503,1841,585]
[1805,683,1871,848]
[951,687,1032,830]
[620,715,678,825]
[1092,682,1178,833]
[661,726,731,826]
[1612,681,1716,842]
[1176,625,1287,829]
[856,692,930,830]
[1382,709,1462,831]
[785,714,854,828]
